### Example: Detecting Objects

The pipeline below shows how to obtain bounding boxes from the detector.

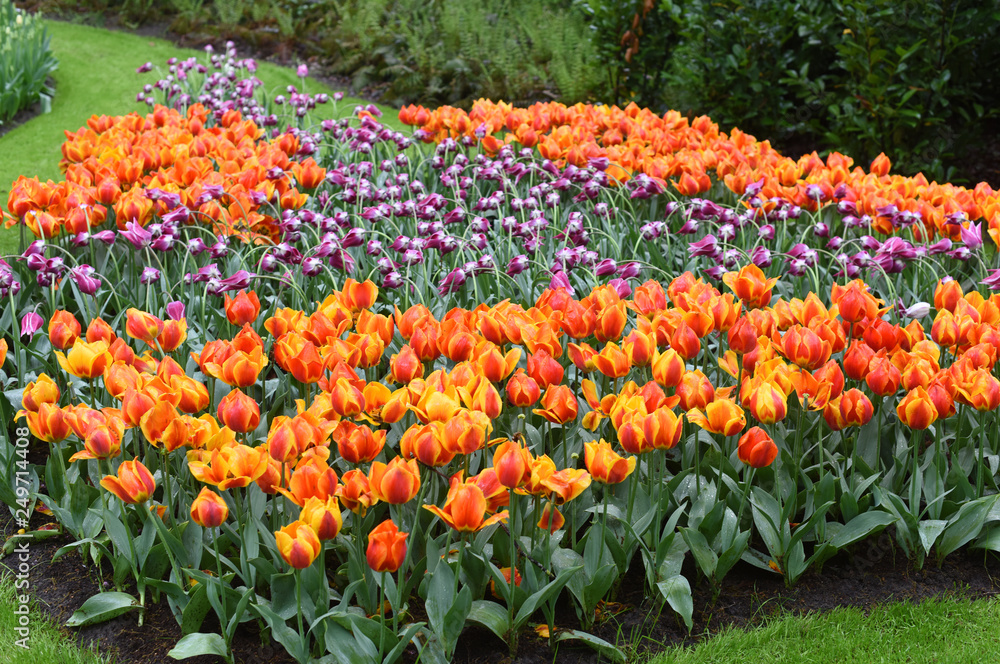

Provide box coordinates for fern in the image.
[213,0,244,27]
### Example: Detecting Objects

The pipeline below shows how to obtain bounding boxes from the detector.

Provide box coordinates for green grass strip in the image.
[647,596,1000,664]
[0,571,110,664]
[0,19,401,255]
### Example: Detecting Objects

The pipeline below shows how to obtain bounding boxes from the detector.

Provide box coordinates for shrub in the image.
[0,1,58,125]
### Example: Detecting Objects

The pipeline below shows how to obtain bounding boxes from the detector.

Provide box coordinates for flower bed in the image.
[3,44,1000,664]
[0,0,57,125]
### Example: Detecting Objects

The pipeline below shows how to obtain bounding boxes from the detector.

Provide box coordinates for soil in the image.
[3,503,999,664]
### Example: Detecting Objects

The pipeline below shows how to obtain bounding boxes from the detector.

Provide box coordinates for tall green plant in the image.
[0,1,58,124]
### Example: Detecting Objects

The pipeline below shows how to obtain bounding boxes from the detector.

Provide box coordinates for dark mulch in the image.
[3,501,999,664]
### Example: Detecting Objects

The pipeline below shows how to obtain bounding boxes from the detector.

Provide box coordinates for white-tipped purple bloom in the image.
[438,268,467,295]
[140,267,161,284]
[983,269,1000,291]
[166,301,186,321]
[121,220,152,249]
[70,265,102,295]
[507,254,529,276]
[594,259,618,277]
[960,221,983,250]
[688,234,719,258]
[20,310,43,339]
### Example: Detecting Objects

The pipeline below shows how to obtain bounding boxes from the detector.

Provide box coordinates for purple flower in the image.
[166,301,186,321]
[618,262,641,279]
[70,265,102,295]
[507,254,529,276]
[438,268,467,295]
[20,311,44,339]
[960,222,983,250]
[689,234,719,258]
[92,230,117,245]
[983,269,1000,290]
[750,246,772,268]
[140,267,161,284]
[302,257,324,277]
[549,270,574,294]
[608,278,631,298]
[121,220,152,249]
[383,271,404,289]
[594,259,618,277]
[297,64,309,78]
[898,300,931,319]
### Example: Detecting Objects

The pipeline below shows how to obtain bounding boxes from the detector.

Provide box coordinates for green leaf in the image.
[937,495,1000,559]
[466,600,510,642]
[680,528,717,579]
[514,565,579,626]
[918,520,948,555]
[167,632,228,660]
[66,592,139,627]
[181,584,211,636]
[830,511,897,548]
[655,575,692,630]
[553,629,626,663]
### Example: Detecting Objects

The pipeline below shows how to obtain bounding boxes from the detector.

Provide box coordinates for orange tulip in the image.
[100,459,156,504]
[224,290,261,326]
[737,427,778,467]
[18,402,71,442]
[125,308,165,346]
[366,519,408,573]
[931,310,959,348]
[158,318,188,353]
[69,424,122,462]
[779,325,832,370]
[532,384,578,424]
[594,302,628,343]
[21,374,60,412]
[204,346,269,387]
[527,349,565,389]
[623,329,656,367]
[48,310,81,350]
[139,400,180,447]
[335,422,386,464]
[567,341,598,373]
[933,278,963,313]
[746,378,787,424]
[278,458,338,506]
[506,370,541,407]
[956,369,1000,411]
[369,457,421,504]
[896,387,938,430]
[340,278,379,312]
[839,388,874,427]
[55,339,109,379]
[865,350,902,397]
[676,369,714,411]
[300,496,343,540]
[723,264,777,309]
[190,487,229,528]
[843,340,876,381]
[687,398,746,436]
[425,474,508,532]
[652,348,686,388]
[493,439,533,489]
[592,342,631,379]
[390,345,424,384]
[275,520,322,569]
[541,468,592,504]
[216,388,261,433]
[329,377,365,418]
[85,318,116,345]
[642,407,683,450]
[584,440,636,484]
[273,332,326,384]
[400,422,454,467]
[337,469,375,514]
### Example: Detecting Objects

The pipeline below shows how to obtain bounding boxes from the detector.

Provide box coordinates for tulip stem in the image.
[507,488,518,656]
[213,528,228,637]
[736,466,755,526]
[378,571,387,660]
[161,448,173,527]
[977,408,987,499]
[295,569,306,660]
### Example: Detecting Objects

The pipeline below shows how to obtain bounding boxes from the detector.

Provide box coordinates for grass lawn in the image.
[0,571,110,664]
[647,596,1000,664]
[0,19,401,256]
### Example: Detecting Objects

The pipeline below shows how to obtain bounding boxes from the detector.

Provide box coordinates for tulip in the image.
[567,341,598,373]
[336,423,386,464]
[843,340,875,381]
[86,318,116,345]
[125,308,165,346]
[493,439,533,488]
[896,387,938,430]
[687,398,746,436]
[532,384,578,424]
[594,302,627,343]
[337,469,376,514]
[956,369,1000,411]
[746,378,787,424]
[158,318,188,352]
[21,311,44,340]
[18,402,71,442]
[69,425,122,462]
[275,521,322,569]
[425,474,508,532]
[217,388,261,433]
[592,342,631,379]
[839,388,874,427]
[651,348,686,388]
[541,468,592,504]
[279,459,339,506]
[273,332,325,383]
[329,377,365,418]
[367,519,408,573]
[865,350,902,397]
[933,278,963,313]
[642,407,683,450]
[48,310,81,350]
[779,325,832,370]
[340,278,379,312]
[737,427,778,467]
[584,440,636,484]
[722,264,778,309]
[101,459,156,504]
[527,349,565,389]
[224,290,261,326]
[369,457,421,504]
[300,496,343,540]
[190,487,229,528]
[390,345,424,383]
[676,369,714,411]
[21,374,60,412]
